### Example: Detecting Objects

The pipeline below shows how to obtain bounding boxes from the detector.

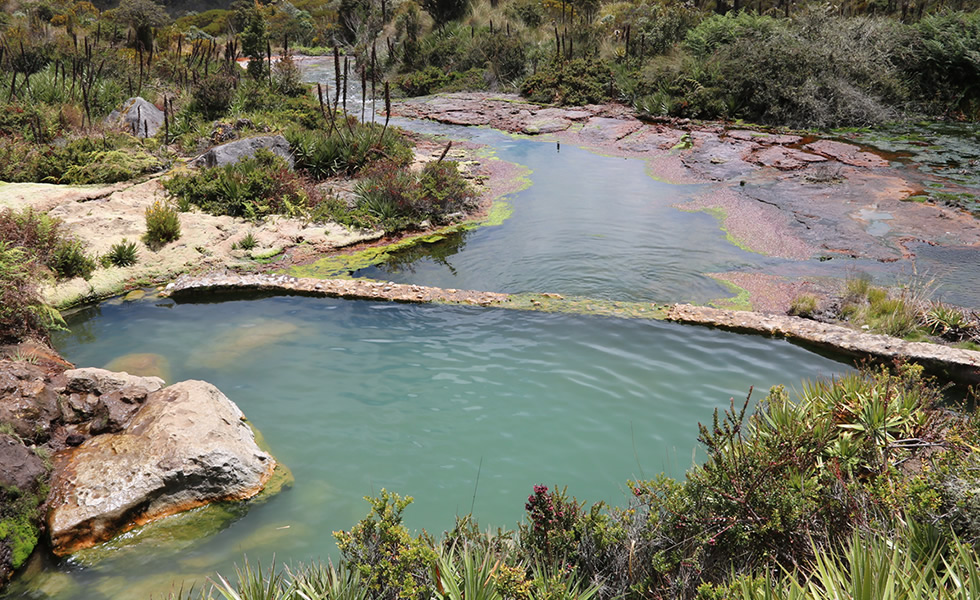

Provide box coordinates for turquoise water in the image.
[357,124,771,304]
[6,295,853,599]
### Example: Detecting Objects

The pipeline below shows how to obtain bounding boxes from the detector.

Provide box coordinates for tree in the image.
[420,0,468,28]
[238,2,268,79]
[113,0,169,51]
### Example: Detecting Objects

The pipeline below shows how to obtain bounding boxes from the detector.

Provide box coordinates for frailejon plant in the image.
[100,238,139,268]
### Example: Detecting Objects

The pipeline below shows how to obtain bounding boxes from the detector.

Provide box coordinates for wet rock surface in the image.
[392,93,980,286]
[0,342,282,581]
[665,304,980,383]
[46,379,276,556]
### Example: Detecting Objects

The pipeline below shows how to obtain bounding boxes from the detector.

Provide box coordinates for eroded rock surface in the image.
[47,379,275,556]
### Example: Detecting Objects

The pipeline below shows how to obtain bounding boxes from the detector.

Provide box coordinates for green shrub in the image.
[396,66,451,96]
[101,239,139,268]
[505,0,544,29]
[788,294,818,318]
[0,241,62,344]
[192,69,238,119]
[521,58,615,106]
[354,160,476,230]
[906,10,980,118]
[143,199,182,246]
[50,239,96,280]
[234,231,258,251]
[286,122,413,179]
[164,150,318,220]
[334,490,437,600]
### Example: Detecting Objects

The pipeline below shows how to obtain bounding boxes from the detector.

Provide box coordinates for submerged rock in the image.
[105,97,164,139]
[186,319,300,369]
[103,353,172,383]
[46,380,276,556]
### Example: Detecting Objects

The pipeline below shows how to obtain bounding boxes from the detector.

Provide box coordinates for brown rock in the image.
[47,380,276,556]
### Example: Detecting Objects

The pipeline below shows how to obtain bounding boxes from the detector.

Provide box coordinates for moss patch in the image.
[707,278,753,311]
[0,486,43,570]
[500,293,670,320]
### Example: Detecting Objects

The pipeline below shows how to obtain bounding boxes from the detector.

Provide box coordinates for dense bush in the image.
[0,208,77,341]
[905,10,980,119]
[191,69,238,119]
[521,58,615,106]
[164,150,320,220]
[354,159,477,230]
[143,199,182,246]
[0,134,164,184]
[286,121,414,179]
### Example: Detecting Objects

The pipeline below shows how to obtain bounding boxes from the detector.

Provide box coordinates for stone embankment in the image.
[167,272,980,383]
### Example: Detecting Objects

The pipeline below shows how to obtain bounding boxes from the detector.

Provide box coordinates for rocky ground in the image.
[0,135,503,309]
[393,93,980,312]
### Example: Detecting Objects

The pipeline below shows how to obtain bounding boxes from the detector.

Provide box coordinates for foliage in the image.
[164,150,318,221]
[0,133,164,184]
[334,489,437,600]
[520,485,583,565]
[788,294,818,318]
[233,231,258,251]
[354,159,476,230]
[286,122,413,179]
[49,239,96,279]
[906,10,980,119]
[143,199,182,246]
[101,238,139,268]
[0,242,58,343]
[521,58,615,106]
[240,2,269,79]
[192,68,238,119]
[0,483,44,571]
[421,0,469,28]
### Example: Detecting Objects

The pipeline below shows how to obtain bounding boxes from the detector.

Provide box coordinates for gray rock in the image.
[191,135,294,169]
[105,97,164,139]
[62,367,164,397]
[0,434,45,491]
[47,380,276,556]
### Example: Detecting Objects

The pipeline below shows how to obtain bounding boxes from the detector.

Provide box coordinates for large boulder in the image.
[58,368,164,431]
[105,97,164,139]
[191,135,294,169]
[46,380,276,556]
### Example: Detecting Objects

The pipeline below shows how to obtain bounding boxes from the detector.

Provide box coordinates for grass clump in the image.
[788,293,818,318]
[100,239,139,268]
[233,231,259,252]
[143,200,182,247]
[164,150,320,221]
